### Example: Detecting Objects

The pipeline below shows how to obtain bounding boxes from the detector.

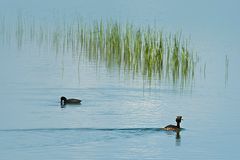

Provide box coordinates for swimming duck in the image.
[60,96,82,105]
[164,116,183,131]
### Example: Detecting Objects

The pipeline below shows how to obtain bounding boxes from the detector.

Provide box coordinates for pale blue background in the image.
[0,0,240,159]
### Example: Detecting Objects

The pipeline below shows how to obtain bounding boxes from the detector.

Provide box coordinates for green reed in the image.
[225,55,229,86]
[79,21,196,86]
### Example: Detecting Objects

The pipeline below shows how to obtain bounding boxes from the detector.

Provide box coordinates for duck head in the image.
[176,116,182,123]
[60,96,67,105]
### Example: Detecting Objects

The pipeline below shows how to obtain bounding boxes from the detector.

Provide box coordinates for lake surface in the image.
[1,0,240,159]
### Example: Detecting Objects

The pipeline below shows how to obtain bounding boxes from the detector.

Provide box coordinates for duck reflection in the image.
[163,130,181,146]
[175,131,181,146]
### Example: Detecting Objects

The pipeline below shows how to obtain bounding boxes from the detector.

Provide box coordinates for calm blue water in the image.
[0,0,240,159]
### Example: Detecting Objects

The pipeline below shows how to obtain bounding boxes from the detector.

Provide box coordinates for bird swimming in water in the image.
[164,116,183,131]
[60,96,82,106]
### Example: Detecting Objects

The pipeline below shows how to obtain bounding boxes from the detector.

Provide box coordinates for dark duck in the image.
[164,116,183,131]
[60,96,82,106]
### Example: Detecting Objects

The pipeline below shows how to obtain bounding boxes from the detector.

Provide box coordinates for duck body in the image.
[164,125,181,131]
[61,96,81,105]
[163,116,183,131]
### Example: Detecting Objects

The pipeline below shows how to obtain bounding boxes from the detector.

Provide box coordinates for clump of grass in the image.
[1,16,197,86]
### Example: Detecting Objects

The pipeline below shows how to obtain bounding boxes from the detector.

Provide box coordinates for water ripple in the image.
[0,127,165,132]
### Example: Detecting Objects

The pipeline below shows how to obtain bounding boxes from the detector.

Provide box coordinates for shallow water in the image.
[1,0,240,159]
